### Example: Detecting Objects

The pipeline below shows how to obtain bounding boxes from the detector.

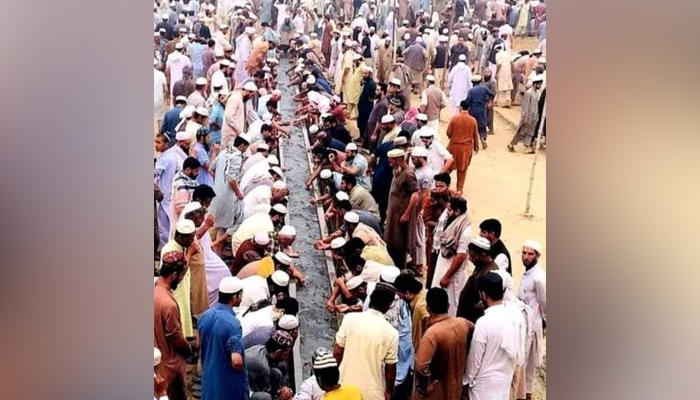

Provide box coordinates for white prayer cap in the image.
[308,124,320,134]
[245,26,256,34]
[458,54,467,61]
[306,75,316,84]
[320,169,332,179]
[179,13,186,20]
[344,211,360,224]
[389,78,402,87]
[267,58,280,64]
[262,112,273,122]
[257,143,270,151]
[198,12,205,17]
[154,348,162,367]
[468,33,474,40]
[381,114,395,124]
[272,180,287,190]
[481,21,488,26]
[411,146,428,158]
[471,237,491,251]
[346,276,364,291]
[387,149,405,158]
[279,225,297,236]
[471,74,483,83]
[221,59,234,68]
[180,105,196,119]
[393,136,408,146]
[523,239,543,254]
[380,266,401,283]
[345,142,358,152]
[159,28,166,33]
[218,276,243,294]
[274,251,292,266]
[179,27,188,33]
[403,33,410,40]
[238,133,251,143]
[278,314,299,329]
[175,131,191,141]
[419,129,434,138]
[254,232,271,245]
[270,166,284,178]
[262,66,271,72]
[272,203,288,214]
[195,77,208,86]
[344,39,353,46]
[416,113,428,122]
[219,23,229,29]
[175,42,184,50]
[195,106,209,117]
[310,32,318,38]
[361,261,384,282]
[416,36,423,43]
[154,31,161,37]
[458,16,464,21]
[335,191,349,201]
[330,237,347,250]
[271,270,290,287]
[532,48,542,55]
[538,57,546,64]
[532,75,544,83]
[242,81,258,92]
[320,113,332,120]
[426,75,435,82]
[352,53,362,61]
[294,66,303,73]
[402,19,409,25]
[176,219,196,234]
[162,13,170,19]
[154,58,159,66]
[215,48,225,57]
[188,33,196,39]
[181,201,203,217]
[362,66,373,73]
[267,155,280,166]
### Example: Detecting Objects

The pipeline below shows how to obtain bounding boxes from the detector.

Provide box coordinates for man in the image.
[161,96,188,145]
[387,78,410,111]
[166,42,193,94]
[482,67,497,136]
[209,134,250,241]
[332,143,370,191]
[321,15,336,68]
[479,218,512,275]
[169,157,201,236]
[198,277,250,400]
[357,66,376,143]
[312,352,363,400]
[365,83,388,150]
[420,75,448,131]
[394,273,429,351]
[402,39,427,94]
[447,54,472,116]
[494,44,513,108]
[202,39,217,75]
[333,282,399,400]
[341,173,380,218]
[155,132,191,248]
[456,237,500,323]
[231,232,271,276]
[418,130,454,176]
[154,251,192,400]
[464,272,522,400]
[517,240,546,398]
[384,149,417,269]
[414,287,473,400]
[445,100,480,195]
[508,75,543,153]
[431,196,472,316]
[155,58,169,124]
[432,36,449,90]
[246,331,295,400]
[162,219,198,341]
[345,53,365,119]
[240,296,299,349]
[465,73,495,148]
[409,113,432,146]
[449,36,470,69]
[375,37,393,84]
[222,81,258,147]
[408,146,433,276]
[234,27,256,86]
[187,77,208,108]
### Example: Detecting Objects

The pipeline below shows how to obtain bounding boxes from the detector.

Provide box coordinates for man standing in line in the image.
[479,218,512,274]
[464,272,521,400]
[357,66,376,144]
[333,283,399,400]
[445,100,480,195]
[169,157,201,236]
[518,240,546,399]
[414,287,473,400]
[222,81,258,147]
[464,75,494,150]
[155,131,191,248]
[198,277,250,400]
[394,273,430,353]
[384,149,418,269]
[447,54,472,116]
[408,146,434,277]
[420,75,449,132]
[508,75,543,153]
[456,237,500,323]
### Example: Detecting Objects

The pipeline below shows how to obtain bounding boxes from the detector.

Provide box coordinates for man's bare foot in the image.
[507,145,516,152]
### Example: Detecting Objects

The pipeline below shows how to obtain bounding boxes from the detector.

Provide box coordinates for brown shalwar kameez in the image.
[384,166,418,268]
[446,111,479,191]
[188,236,209,316]
[154,285,188,400]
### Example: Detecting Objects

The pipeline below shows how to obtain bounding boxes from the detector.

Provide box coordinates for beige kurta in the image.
[222,90,245,147]
[335,50,355,96]
[375,44,393,83]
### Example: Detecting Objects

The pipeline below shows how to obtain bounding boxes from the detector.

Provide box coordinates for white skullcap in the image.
[419,129,434,138]
[180,105,195,119]
[471,74,483,82]
[345,143,358,151]
[274,251,292,266]
[175,42,184,49]
[176,219,196,234]
[306,75,316,84]
[471,237,491,251]
[344,39,353,46]
[380,266,401,283]
[262,66,271,72]
[245,26,256,34]
[162,13,170,19]
[481,21,488,26]
[387,149,405,158]
[523,240,543,253]
[344,211,360,224]
[458,16,464,21]
[278,314,299,330]
[362,66,373,73]
[215,48,225,57]
[154,31,161,37]
[335,191,349,201]
[179,13,186,19]
[402,19,409,24]
[426,74,435,82]
[538,57,546,64]
[468,33,474,40]
[262,112,273,122]
[179,27,187,33]
[330,237,347,250]
[219,23,229,29]
[411,146,428,158]
[416,36,423,43]
[532,48,542,54]
[389,78,402,86]
[346,275,364,290]
[154,58,159,65]
[272,203,287,214]
[361,260,384,282]
[532,75,544,83]
[352,53,362,61]
[267,155,280,166]
[308,124,320,134]
[218,276,243,294]
[270,166,284,178]
[195,106,209,117]
[294,66,303,73]
[267,58,279,64]
[272,180,287,190]
[195,77,208,85]
[458,54,467,61]
[154,348,162,367]
[257,143,270,151]
[381,114,395,124]
[238,133,252,143]
[320,113,332,120]
[175,131,191,141]
[310,32,318,38]
[181,202,203,218]
[403,33,411,40]
[279,225,296,236]
[188,33,196,39]
[416,113,428,122]
[320,169,332,179]
[271,270,290,286]
[254,232,271,245]
[242,81,258,91]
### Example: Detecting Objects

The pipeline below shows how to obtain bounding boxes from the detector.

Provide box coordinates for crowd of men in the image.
[154,0,546,399]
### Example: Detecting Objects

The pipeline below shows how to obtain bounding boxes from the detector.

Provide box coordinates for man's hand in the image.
[439,275,451,288]
[278,387,293,400]
[325,300,336,312]
[236,191,244,200]
[204,213,216,228]
[313,240,327,250]
[154,373,167,398]
[400,213,410,224]
[335,304,350,313]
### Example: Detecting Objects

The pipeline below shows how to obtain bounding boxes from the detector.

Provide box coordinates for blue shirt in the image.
[210,103,225,144]
[198,304,250,400]
[194,143,214,187]
[538,21,546,42]
[189,42,208,77]
[161,106,183,144]
[395,299,415,384]
[371,141,394,193]
[465,85,495,129]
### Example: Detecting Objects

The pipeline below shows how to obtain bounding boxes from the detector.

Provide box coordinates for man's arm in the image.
[414,334,437,395]
[535,276,546,318]
[464,326,486,385]
[440,253,467,287]
[384,363,397,400]
[332,343,345,364]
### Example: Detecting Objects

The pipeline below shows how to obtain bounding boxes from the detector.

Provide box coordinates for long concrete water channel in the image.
[278,59,337,380]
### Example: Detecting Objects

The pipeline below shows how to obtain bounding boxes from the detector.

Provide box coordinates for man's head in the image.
[278,225,296,247]
[362,66,373,81]
[265,331,294,361]
[468,237,492,268]
[343,211,360,236]
[241,81,258,101]
[426,287,449,316]
[273,251,293,272]
[346,274,368,300]
[340,173,357,192]
[446,196,467,223]
[345,142,358,158]
[154,133,169,153]
[182,157,201,179]
[521,240,542,269]
[183,203,206,227]
[368,282,397,314]
[313,352,341,391]
[252,231,271,252]
[192,184,216,208]
[175,132,193,153]
[477,272,504,308]
[173,219,196,247]
[233,134,250,152]
[267,270,290,300]
[394,272,423,302]
[410,146,428,168]
[376,83,387,99]
[158,251,188,290]
[387,149,406,169]
[217,276,244,307]
[388,97,401,112]
[458,35,465,45]
[479,218,502,245]
[269,204,287,225]
[381,113,396,130]
[277,314,300,341]
[416,113,428,129]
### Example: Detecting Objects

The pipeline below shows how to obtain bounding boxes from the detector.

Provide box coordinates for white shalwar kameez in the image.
[518,263,546,393]
[448,61,472,115]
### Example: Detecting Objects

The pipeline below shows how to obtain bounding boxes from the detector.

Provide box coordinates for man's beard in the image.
[445,214,457,228]
[169,280,180,291]
[484,75,492,81]
[187,172,198,179]
[392,165,404,175]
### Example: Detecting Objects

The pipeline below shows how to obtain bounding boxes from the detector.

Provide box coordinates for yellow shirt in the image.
[322,385,363,400]
[336,309,399,400]
[160,240,193,338]
[256,256,275,278]
[230,212,274,254]
[361,246,394,266]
